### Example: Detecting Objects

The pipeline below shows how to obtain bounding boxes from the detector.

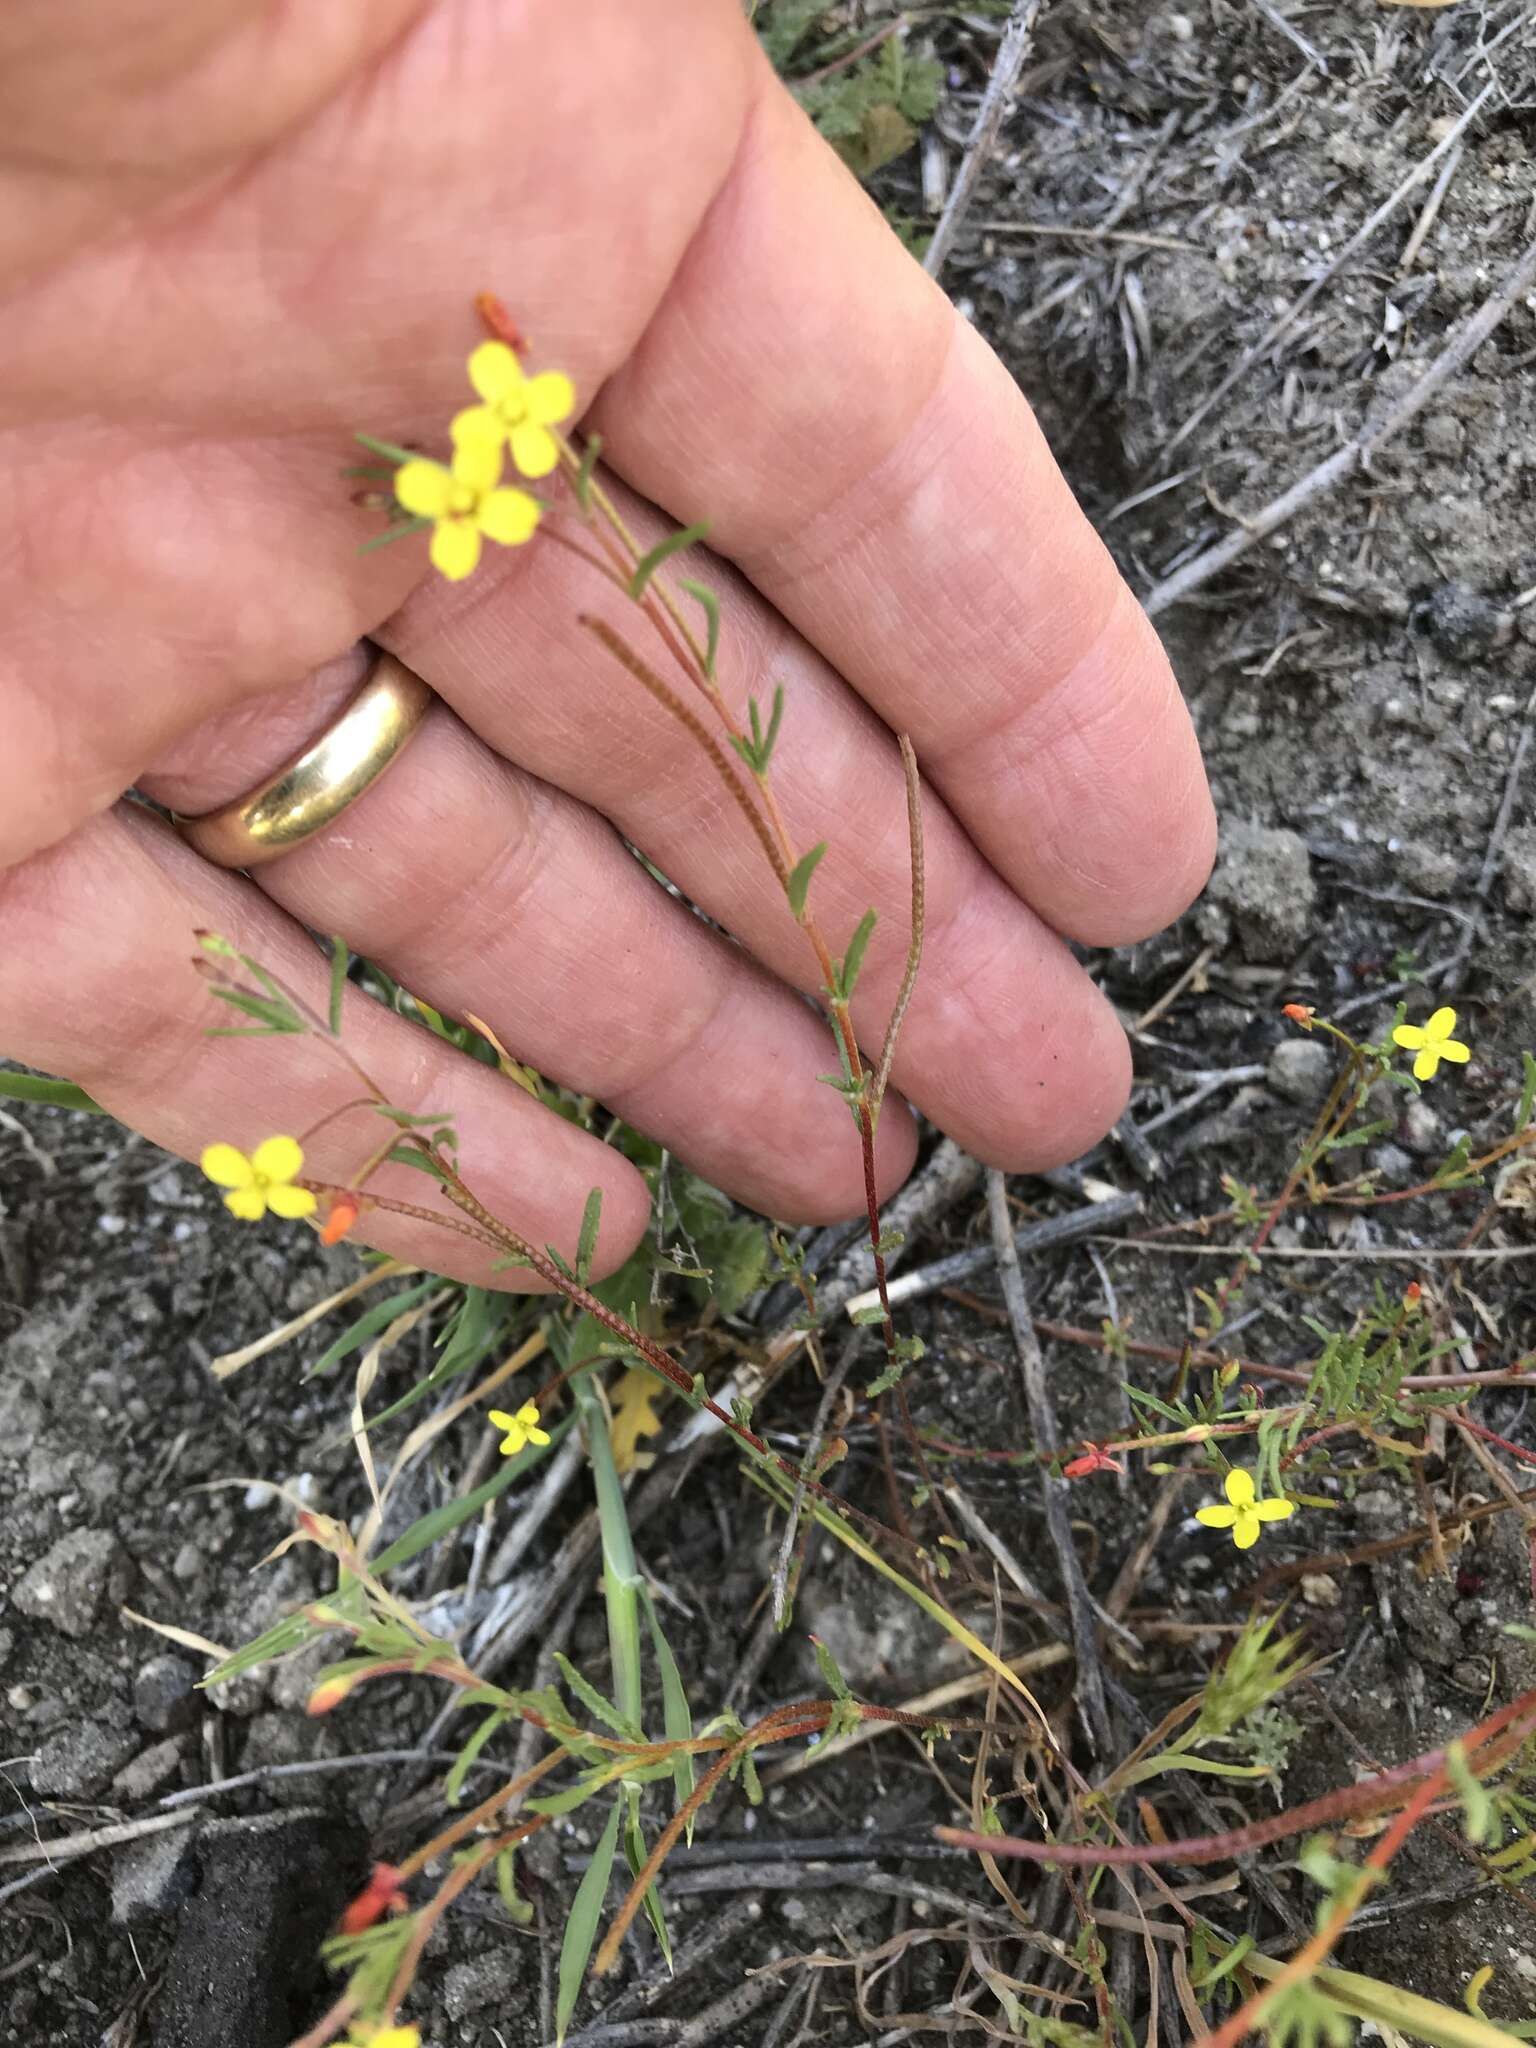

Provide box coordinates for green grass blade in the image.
[556,1796,622,2041]
[0,1071,107,1113]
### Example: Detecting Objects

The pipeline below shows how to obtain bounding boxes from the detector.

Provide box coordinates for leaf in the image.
[556,1797,622,2041]
[327,936,349,1035]
[353,432,420,466]
[0,1071,106,1113]
[627,521,710,600]
[785,842,827,918]
[575,1188,604,1288]
[306,1280,440,1377]
[811,1634,851,1701]
[640,1587,695,1831]
[553,1653,640,1741]
[610,1367,668,1476]
[835,908,878,1002]
[1517,1050,1536,1134]
[679,578,721,681]
[446,1707,508,1805]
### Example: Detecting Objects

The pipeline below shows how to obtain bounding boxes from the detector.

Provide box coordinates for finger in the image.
[139,681,918,1222]
[0,806,655,1287]
[383,496,1132,1172]
[590,38,1214,946]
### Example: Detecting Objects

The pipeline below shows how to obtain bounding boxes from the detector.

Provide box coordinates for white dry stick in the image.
[1159,81,1494,467]
[1145,229,1536,617]
[924,1,1045,279]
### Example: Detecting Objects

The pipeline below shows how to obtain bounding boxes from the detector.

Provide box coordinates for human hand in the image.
[0,0,1213,1283]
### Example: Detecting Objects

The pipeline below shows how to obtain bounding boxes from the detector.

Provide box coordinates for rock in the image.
[135,1653,199,1733]
[205,1663,270,1718]
[1501,825,1536,915]
[149,1809,367,2048]
[1300,1573,1341,1608]
[235,1710,341,1804]
[1420,413,1465,458]
[1206,821,1315,962]
[1420,581,1514,662]
[113,1735,189,1802]
[30,1717,141,1798]
[11,1528,126,1638]
[1401,1096,1443,1159]
[1393,843,1460,899]
[1266,1038,1333,1105]
[112,1819,201,1924]
[443,1952,524,2020]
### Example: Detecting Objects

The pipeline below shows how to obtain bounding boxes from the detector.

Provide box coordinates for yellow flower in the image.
[452,342,574,478]
[488,1400,551,1457]
[346,2026,420,2048]
[1195,1467,1294,1551]
[394,440,540,582]
[1392,1005,1471,1083]
[200,1136,317,1222]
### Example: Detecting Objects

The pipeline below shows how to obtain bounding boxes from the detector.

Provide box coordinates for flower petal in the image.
[451,404,505,451]
[251,1135,304,1184]
[430,518,481,581]
[507,420,559,479]
[1425,1007,1459,1042]
[1413,1049,1441,1083]
[1392,1024,1428,1052]
[525,370,575,426]
[451,436,502,495]
[487,1411,516,1431]
[516,1402,540,1425]
[394,459,453,519]
[1232,1514,1260,1550]
[477,487,541,546]
[223,1184,268,1221]
[266,1183,319,1220]
[1253,1496,1295,1522]
[1196,1504,1239,1529]
[1224,1467,1256,1507]
[468,340,521,403]
[1437,1039,1471,1066]
[201,1142,254,1189]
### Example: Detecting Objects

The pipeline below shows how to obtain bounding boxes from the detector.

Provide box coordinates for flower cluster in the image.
[393,341,575,582]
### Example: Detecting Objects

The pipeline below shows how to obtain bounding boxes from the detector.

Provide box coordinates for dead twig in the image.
[924,2,1045,277]
[984,1169,1112,1752]
[1147,225,1536,615]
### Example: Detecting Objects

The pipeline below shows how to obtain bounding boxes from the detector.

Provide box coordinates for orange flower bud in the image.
[1403,1281,1423,1310]
[339,1862,409,1934]
[1063,1447,1124,1478]
[320,1192,361,1246]
[1282,1002,1315,1024]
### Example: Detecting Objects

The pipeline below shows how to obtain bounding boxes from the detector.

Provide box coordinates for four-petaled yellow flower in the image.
[200,1136,317,1223]
[1392,1005,1471,1083]
[1195,1467,1294,1551]
[489,1400,550,1457]
[453,342,574,478]
[394,441,540,583]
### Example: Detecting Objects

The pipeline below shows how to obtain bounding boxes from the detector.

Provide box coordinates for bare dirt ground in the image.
[3,5,1536,2044]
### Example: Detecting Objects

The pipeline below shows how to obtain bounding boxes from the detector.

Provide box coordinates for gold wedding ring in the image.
[177,653,433,869]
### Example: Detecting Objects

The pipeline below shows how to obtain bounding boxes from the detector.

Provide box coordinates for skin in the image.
[0,0,1215,1286]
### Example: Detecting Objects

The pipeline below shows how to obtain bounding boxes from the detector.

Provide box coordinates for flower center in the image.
[446,483,479,517]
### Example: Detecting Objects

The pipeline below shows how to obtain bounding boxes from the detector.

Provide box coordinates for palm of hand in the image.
[0,0,1213,1281]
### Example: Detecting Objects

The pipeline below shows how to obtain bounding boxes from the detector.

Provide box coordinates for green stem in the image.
[573,1373,643,1735]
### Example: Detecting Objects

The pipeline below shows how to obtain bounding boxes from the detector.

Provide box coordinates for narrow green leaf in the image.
[837,908,878,1001]
[627,521,710,600]
[353,432,420,466]
[640,1588,695,1832]
[328,936,349,1036]
[760,683,785,768]
[495,1843,535,1926]
[1517,1050,1536,1134]
[209,988,303,1032]
[575,1188,604,1289]
[556,1797,622,2041]
[679,577,720,680]
[624,1805,672,1965]
[305,1280,439,1377]
[811,1634,851,1701]
[0,1072,106,1114]
[553,1653,640,1741]
[574,431,604,513]
[785,841,827,919]
[446,1707,508,1805]
[356,517,432,555]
